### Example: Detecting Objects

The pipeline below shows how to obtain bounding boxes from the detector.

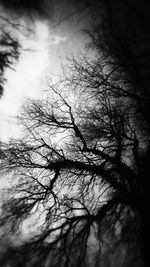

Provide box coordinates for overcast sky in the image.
[0,0,88,141]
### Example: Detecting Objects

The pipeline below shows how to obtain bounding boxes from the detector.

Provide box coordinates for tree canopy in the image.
[0,1,149,266]
[0,15,20,97]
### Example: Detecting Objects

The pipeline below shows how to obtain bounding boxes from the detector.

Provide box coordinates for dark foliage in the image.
[0,27,20,97]
[0,0,47,18]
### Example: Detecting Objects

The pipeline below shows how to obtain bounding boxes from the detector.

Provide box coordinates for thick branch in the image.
[46,159,130,196]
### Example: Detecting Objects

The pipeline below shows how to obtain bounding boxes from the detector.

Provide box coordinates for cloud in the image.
[49,35,67,45]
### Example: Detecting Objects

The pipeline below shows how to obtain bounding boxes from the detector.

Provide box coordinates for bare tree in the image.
[0,0,149,266]
[0,54,145,267]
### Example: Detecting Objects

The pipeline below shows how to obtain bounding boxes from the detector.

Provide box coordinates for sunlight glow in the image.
[0,20,68,141]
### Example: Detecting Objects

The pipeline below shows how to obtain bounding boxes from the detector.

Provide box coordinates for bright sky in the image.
[0,16,85,141]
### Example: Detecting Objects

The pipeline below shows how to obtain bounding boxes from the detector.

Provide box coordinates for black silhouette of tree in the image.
[0,16,20,97]
[0,0,149,266]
